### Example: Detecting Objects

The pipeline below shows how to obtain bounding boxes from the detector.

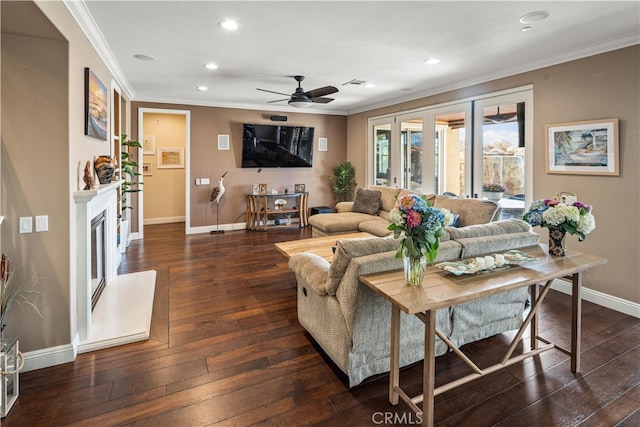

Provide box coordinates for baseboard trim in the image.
[552,279,640,318]
[144,216,186,225]
[187,222,247,235]
[22,340,77,373]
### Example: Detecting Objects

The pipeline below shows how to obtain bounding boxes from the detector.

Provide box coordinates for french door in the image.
[369,114,424,190]
[368,87,532,212]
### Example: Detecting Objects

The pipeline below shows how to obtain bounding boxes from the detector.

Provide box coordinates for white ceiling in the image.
[73,1,639,115]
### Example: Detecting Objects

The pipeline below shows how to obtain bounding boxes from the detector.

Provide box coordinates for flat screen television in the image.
[241,123,314,168]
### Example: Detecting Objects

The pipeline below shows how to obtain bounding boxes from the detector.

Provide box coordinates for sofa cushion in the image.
[351,187,382,215]
[335,201,354,213]
[358,220,394,237]
[447,219,532,239]
[448,220,541,257]
[370,186,401,212]
[433,195,499,226]
[326,236,399,295]
[309,212,381,235]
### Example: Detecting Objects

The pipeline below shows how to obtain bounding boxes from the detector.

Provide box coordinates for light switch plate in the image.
[36,215,49,232]
[19,217,32,233]
[201,178,210,185]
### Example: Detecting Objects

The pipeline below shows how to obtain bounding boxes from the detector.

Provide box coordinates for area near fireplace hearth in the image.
[74,181,155,353]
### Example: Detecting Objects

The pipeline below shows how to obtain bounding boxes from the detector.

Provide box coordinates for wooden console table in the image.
[246,192,309,231]
[359,245,606,427]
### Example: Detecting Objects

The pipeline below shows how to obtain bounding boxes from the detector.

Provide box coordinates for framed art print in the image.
[294,184,305,193]
[157,147,185,169]
[84,68,108,141]
[142,135,156,154]
[546,118,619,175]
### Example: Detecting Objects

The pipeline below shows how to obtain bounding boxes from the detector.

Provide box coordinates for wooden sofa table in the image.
[359,244,606,427]
[275,232,373,262]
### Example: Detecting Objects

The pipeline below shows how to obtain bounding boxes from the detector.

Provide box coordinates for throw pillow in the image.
[351,188,382,215]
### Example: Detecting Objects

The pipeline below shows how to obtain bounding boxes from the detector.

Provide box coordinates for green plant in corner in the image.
[120,134,143,212]
[329,161,357,202]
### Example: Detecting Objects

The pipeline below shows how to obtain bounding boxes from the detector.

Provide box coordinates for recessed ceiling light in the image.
[219,20,239,30]
[204,63,218,70]
[197,86,208,92]
[519,10,550,24]
[133,54,156,61]
[521,26,533,32]
[424,58,441,65]
[364,83,375,88]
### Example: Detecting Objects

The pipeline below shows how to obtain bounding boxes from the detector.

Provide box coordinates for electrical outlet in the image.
[195,178,201,186]
[19,217,32,234]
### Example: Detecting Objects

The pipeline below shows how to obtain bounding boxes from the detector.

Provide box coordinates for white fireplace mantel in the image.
[74,180,121,340]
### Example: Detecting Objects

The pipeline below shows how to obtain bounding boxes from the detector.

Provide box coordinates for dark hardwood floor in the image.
[7,223,640,426]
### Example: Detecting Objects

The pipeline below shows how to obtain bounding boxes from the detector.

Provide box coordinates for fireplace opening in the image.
[90,211,106,311]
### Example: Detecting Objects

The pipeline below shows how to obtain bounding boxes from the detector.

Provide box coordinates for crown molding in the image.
[63,0,135,100]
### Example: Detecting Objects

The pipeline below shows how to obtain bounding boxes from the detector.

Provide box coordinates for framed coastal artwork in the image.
[157,147,185,169]
[84,68,108,142]
[545,118,619,176]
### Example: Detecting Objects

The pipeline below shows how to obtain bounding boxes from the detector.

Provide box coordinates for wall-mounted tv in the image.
[241,123,314,168]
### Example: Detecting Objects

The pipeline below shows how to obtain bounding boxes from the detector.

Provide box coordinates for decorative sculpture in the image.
[94,155,115,184]
[210,171,228,234]
[209,171,228,204]
[83,161,95,190]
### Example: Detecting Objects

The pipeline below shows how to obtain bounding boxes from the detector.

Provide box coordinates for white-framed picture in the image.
[318,137,328,152]
[142,162,152,176]
[157,147,185,169]
[545,118,619,176]
[142,135,156,155]
[218,134,230,150]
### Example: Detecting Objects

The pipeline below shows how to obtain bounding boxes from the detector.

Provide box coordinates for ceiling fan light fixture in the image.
[288,99,311,108]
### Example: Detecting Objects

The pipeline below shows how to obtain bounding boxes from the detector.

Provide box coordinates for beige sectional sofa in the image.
[290,215,540,387]
[308,185,501,237]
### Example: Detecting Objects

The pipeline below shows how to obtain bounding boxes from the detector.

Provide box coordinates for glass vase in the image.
[548,226,567,256]
[402,248,427,286]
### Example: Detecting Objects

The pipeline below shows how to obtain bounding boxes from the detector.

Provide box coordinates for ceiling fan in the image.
[257,75,338,108]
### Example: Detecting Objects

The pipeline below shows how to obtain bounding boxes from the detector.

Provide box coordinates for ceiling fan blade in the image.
[304,86,338,99]
[257,88,291,97]
[310,97,334,104]
[267,98,289,103]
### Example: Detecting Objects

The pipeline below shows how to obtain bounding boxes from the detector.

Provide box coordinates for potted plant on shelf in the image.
[482,182,508,202]
[329,161,357,202]
[119,135,143,249]
[120,134,143,211]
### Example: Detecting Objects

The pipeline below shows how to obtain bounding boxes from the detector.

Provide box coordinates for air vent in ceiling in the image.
[343,79,368,86]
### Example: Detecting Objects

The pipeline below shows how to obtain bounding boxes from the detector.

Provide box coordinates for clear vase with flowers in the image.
[523,192,596,256]
[388,194,455,285]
